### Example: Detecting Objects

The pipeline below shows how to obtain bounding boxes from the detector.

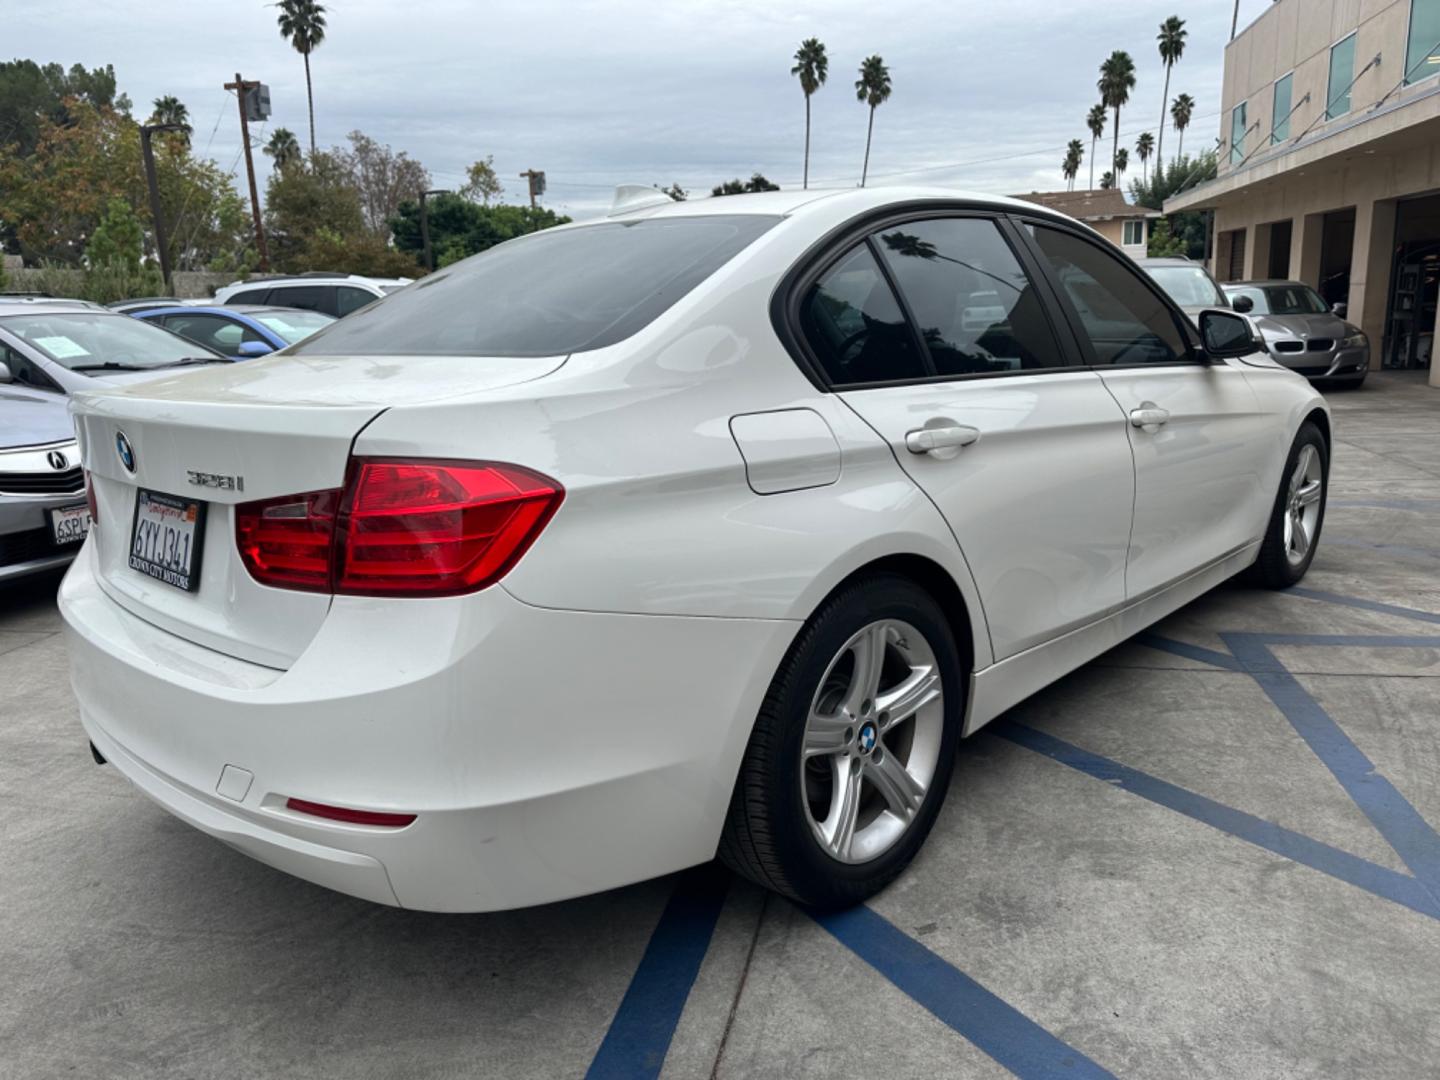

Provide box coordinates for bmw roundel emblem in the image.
[858,722,877,754]
[115,431,136,474]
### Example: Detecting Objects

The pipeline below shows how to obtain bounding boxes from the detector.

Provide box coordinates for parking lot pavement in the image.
[4,371,1439,1079]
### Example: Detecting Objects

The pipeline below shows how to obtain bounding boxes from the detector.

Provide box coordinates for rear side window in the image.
[874,218,1067,376]
[227,288,271,305]
[294,215,779,358]
[799,244,927,385]
[1029,226,1189,366]
[336,286,376,316]
[271,285,335,316]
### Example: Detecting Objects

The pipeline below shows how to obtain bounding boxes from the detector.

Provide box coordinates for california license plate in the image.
[49,504,91,546]
[129,489,206,592]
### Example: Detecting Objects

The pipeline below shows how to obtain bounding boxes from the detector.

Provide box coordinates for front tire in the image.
[1253,421,1328,588]
[719,574,964,908]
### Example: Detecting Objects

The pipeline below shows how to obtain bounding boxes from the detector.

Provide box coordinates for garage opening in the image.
[1319,209,1356,308]
[1267,220,1293,279]
[1385,192,1440,371]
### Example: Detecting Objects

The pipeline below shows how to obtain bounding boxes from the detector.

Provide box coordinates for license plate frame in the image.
[49,503,91,546]
[128,489,207,592]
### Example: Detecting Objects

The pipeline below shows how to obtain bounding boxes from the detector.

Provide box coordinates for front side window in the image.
[1029,226,1188,367]
[1230,101,1248,165]
[295,215,779,358]
[0,312,223,371]
[0,339,62,390]
[1328,34,1357,119]
[336,286,376,317]
[1123,220,1146,246]
[1272,73,1294,142]
[163,314,264,354]
[1406,0,1440,85]
[799,244,927,385]
[874,217,1066,377]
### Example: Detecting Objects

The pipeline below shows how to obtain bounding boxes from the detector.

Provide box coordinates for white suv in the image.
[214,273,412,319]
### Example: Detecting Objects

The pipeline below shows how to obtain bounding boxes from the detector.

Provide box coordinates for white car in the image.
[60,187,1329,912]
[212,273,411,319]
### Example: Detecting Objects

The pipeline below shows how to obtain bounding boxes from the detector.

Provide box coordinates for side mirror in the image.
[1200,309,1260,360]
[236,340,273,358]
[1230,294,1254,314]
[0,361,11,384]
[1332,301,1348,319]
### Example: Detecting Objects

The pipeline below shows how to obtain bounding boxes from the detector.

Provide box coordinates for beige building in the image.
[1013,189,1159,260]
[1168,0,1440,387]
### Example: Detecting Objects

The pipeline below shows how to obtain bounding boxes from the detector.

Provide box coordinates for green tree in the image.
[389,195,570,266]
[1062,140,1083,190]
[1114,147,1129,183]
[1100,170,1115,190]
[264,128,302,171]
[710,173,780,196]
[1156,16,1187,165]
[1145,216,1188,257]
[276,0,327,157]
[855,55,892,187]
[334,130,430,235]
[1129,150,1218,260]
[0,60,126,158]
[791,38,828,190]
[656,182,687,201]
[147,94,191,149]
[1098,50,1137,183]
[1086,104,1106,189]
[1171,93,1195,158]
[85,197,144,269]
[263,148,364,270]
[1136,131,1154,183]
[460,155,503,204]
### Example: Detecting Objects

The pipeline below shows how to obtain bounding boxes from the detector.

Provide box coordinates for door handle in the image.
[1129,404,1170,429]
[905,425,981,454]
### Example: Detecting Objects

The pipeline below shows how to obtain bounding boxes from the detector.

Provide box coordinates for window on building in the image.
[1230,101,1248,165]
[1406,0,1440,85]
[1328,33,1357,119]
[1123,220,1146,246]
[1272,73,1293,142]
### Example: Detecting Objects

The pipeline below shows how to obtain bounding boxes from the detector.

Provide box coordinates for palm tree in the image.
[148,95,191,147]
[1086,104,1107,189]
[264,127,302,171]
[276,0,327,157]
[1098,51,1137,183]
[1136,131,1155,184]
[791,39,829,190]
[1100,171,1115,190]
[1171,93,1195,158]
[1114,147,1129,185]
[1063,139,1084,191]
[1156,16,1187,165]
[855,55,892,187]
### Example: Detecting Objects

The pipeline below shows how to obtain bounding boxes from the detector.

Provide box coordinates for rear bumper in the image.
[60,542,796,911]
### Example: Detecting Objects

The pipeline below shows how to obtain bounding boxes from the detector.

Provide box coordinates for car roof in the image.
[1223,280,1310,289]
[0,298,111,317]
[223,274,409,289]
[1133,257,1198,267]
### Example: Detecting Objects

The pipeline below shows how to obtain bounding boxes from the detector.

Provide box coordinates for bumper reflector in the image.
[285,797,417,828]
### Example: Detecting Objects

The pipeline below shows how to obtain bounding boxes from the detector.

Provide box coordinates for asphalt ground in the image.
[3,370,1438,1079]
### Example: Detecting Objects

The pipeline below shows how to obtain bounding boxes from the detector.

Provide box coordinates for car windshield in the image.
[253,310,335,343]
[291,215,781,358]
[1261,285,1329,315]
[0,312,223,371]
[1144,265,1228,308]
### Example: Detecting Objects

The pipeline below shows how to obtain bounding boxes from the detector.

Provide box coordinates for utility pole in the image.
[139,123,186,290]
[518,169,546,208]
[223,73,270,271]
[418,189,449,272]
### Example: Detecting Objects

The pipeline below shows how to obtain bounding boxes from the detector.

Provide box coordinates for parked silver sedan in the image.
[1222,281,1369,389]
[0,383,89,583]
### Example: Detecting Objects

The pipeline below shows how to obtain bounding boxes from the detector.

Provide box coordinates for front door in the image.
[796,215,1136,660]
[1023,222,1268,598]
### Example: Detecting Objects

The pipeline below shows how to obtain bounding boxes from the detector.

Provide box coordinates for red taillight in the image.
[234,460,563,597]
[84,470,100,524]
[285,797,416,828]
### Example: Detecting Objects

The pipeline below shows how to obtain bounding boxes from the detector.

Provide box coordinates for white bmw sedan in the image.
[60,187,1329,911]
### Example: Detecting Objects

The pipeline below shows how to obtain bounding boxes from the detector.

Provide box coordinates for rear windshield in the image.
[291,215,780,358]
[1144,265,1228,308]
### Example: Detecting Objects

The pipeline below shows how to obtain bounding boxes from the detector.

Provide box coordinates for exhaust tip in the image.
[89,741,106,765]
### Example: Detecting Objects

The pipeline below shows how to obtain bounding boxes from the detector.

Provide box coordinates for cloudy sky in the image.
[9,0,1276,217]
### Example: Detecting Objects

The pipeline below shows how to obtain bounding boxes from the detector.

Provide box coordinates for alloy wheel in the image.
[1283,443,1324,565]
[800,619,945,865]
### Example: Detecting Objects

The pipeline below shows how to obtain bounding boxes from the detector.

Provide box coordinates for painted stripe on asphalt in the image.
[1325,537,1440,561]
[1135,632,1245,671]
[1224,633,1440,903]
[996,722,1439,921]
[813,904,1119,1079]
[586,865,729,1080]
[1284,587,1440,626]
[1331,497,1440,512]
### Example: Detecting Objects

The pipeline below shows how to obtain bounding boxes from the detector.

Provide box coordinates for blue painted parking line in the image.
[995,723,1440,920]
[1224,633,1440,902]
[1135,632,1244,671]
[1325,537,1440,561]
[813,904,1119,1079]
[1284,587,1440,626]
[586,865,729,1080]
[1331,497,1440,512]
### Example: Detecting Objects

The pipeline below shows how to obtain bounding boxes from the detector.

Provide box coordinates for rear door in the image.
[798,213,1136,660]
[1021,221,1269,598]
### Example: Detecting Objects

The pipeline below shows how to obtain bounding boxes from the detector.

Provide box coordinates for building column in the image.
[1292,213,1324,289]
[1348,198,1397,349]
[1431,290,1440,388]
[1244,223,1270,280]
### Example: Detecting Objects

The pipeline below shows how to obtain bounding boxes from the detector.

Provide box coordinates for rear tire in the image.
[719,574,964,908]
[1252,421,1328,588]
